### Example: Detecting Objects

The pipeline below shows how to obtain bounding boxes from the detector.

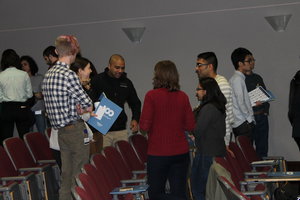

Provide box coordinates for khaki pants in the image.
[58,121,89,200]
[103,129,128,148]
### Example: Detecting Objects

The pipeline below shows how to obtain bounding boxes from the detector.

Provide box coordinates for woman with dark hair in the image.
[70,57,103,155]
[191,77,226,200]
[139,60,195,200]
[0,50,34,144]
[21,55,47,135]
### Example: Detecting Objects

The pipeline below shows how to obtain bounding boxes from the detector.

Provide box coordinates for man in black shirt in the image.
[91,54,141,147]
[245,53,270,158]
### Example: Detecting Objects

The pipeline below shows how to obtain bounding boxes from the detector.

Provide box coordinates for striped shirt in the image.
[42,61,92,129]
[215,74,234,145]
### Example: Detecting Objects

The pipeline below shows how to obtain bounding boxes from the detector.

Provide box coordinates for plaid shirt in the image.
[42,61,92,129]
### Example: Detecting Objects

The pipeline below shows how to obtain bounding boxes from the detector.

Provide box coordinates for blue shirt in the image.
[42,61,92,129]
[229,71,254,128]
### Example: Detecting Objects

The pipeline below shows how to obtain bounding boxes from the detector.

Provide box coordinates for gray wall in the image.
[1,2,300,160]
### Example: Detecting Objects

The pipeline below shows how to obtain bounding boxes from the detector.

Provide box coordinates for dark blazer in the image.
[194,103,226,157]
[288,70,300,138]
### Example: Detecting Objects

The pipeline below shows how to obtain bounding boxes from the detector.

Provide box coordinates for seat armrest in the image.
[1,172,34,182]
[243,189,267,196]
[262,156,284,160]
[121,178,147,186]
[37,160,57,164]
[0,182,18,192]
[18,164,50,173]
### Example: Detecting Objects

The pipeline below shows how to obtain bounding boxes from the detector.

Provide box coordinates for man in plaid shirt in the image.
[42,35,93,200]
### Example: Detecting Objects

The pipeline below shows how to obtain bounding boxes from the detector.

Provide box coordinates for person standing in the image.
[43,45,58,69]
[229,47,255,139]
[244,50,270,158]
[70,56,103,154]
[139,60,195,200]
[42,35,93,200]
[191,77,226,200]
[91,54,141,147]
[288,70,300,151]
[0,49,34,144]
[21,55,47,134]
[195,52,234,150]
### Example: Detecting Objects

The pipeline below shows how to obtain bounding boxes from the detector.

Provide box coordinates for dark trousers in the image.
[147,153,189,200]
[294,137,300,151]
[253,114,269,158]
[0,102,34,145]
[191,153,213,200]
[232,121,255,140]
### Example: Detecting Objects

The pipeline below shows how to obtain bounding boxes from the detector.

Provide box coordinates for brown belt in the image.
[254,110,267,115]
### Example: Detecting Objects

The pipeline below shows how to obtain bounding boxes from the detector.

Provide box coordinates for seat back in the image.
[0,146,18,178]
[224,151,246,190]
[217,176,250,200]
[129,134,148,163]
[90,154,120,188]
[103,146,133,180]
[214,156,241,190]
[76,173,103,200]
[3,137,36,170]
[82,163,112,199]
[236,136,260,163]
[115,140,145,171]
[24,132,54,162]
[229,142,252,173]
[73,186,93,200]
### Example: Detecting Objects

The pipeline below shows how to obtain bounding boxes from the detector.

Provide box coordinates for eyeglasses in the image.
[196,63,209,67]
[244,59,256,64]
[196,87,205,91]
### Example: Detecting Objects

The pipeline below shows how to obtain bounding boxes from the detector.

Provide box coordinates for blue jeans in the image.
[191,153,213,200]
[34,113,47,134]
[147,153,189,200]
[253,114,269,158]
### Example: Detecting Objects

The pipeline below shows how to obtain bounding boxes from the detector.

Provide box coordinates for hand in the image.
[226,146,235,158]
[188,134,195,141]
[254,101,263,106]
[130,120,139,133]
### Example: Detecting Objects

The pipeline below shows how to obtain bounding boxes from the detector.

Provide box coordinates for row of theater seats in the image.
[0,132,60,200]
[213,135,300,200]
[73,134,149,200]
[0,131,150,200]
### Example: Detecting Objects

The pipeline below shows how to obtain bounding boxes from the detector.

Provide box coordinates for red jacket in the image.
[140,88,195,156]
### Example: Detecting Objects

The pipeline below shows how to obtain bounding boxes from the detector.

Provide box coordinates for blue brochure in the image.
[87,93,122,135]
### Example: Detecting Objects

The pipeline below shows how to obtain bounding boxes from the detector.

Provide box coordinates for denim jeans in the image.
[34,113,47,134]
[253,114,269,158]
[147,153,189,200]
[191,153,213,200]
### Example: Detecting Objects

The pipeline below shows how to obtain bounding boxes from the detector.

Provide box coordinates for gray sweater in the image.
[194,103,226,156]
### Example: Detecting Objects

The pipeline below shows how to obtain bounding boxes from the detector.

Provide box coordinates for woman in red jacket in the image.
[139,60,195,200]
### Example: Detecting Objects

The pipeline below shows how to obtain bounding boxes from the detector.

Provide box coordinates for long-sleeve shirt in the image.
[229,71,254,128]
[139,88,195,156]
[0,67,32,102]
[91,68,141,131]
[215,74,234,145]
[42,61,92,129]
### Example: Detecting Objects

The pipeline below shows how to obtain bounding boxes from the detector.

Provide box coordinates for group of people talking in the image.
[0,35,276,200]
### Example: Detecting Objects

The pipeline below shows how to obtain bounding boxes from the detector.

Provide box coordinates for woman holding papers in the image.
[139,60,195,200]
[70,57,103,155]
[191,77,226,200]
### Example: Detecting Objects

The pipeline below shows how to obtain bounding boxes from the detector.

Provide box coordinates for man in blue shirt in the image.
[229,48,255,139]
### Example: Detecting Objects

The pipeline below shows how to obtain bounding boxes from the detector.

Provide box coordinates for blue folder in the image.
[87,93,122,134]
